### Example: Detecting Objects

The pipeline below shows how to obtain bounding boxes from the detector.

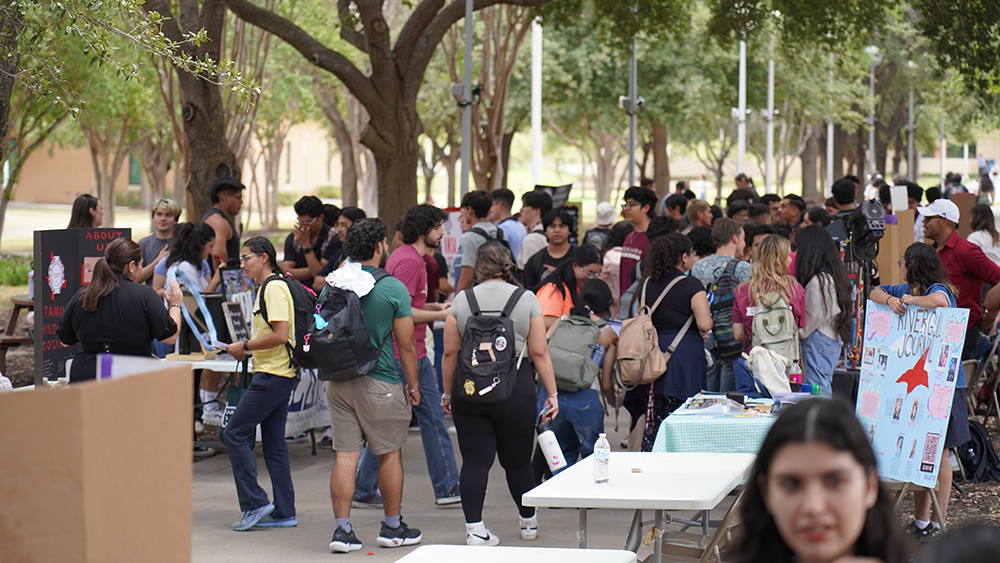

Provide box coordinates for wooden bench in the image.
[0,335,32,373]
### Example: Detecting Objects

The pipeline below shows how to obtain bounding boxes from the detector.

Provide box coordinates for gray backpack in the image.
[548,315,607,391]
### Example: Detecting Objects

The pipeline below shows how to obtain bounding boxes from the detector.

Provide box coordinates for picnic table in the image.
[0,295,33,373]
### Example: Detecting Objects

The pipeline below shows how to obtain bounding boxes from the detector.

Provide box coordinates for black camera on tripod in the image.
[843,199,886,261]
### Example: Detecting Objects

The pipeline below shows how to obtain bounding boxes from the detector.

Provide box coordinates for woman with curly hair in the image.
[621,233,712,451]
[731,398,912,563]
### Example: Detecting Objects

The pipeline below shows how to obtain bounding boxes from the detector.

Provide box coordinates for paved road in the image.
[192,411,737,562]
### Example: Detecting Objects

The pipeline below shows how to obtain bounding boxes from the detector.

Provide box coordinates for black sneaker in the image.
[376,519,422,548]
[917,523,942,541]
[904,521,923,535]
[329,526,362,552]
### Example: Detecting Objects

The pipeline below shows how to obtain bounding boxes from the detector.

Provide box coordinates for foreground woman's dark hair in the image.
[732,398,911,563]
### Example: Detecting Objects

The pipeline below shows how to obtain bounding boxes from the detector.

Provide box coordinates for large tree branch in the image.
[337,0,369,53]
[225,0,382,113]
[393,0,445,70]
[406,0,548,100]
[142,0,191,56]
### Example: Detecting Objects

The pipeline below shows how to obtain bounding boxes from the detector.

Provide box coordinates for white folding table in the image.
[392,544,637,563]
[522,452,755,563]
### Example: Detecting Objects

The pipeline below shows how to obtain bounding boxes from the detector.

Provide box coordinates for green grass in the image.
[0,256,31,286]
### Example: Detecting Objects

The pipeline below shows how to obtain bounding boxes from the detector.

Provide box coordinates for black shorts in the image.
[944,387,971,449]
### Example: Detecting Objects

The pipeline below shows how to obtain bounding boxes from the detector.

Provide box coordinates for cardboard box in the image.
[0,364,192,563]
[952,192,976,239]
[877,210,916,286]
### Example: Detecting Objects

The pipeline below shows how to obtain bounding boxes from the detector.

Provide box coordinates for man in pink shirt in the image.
[619,186,658,295]
[351,204,461,508]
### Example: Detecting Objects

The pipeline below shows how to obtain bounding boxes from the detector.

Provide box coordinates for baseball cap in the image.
[916,199,960,224]
[595,201,615,226]
[210,176,246,204]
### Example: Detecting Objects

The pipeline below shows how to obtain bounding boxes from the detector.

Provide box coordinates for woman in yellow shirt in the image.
[225,237,299,531]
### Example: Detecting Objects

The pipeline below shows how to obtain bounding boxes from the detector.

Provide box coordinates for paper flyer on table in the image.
[855,299,968,486]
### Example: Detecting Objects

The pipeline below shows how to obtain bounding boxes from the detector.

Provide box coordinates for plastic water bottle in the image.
[593,433,611,484]
[788,359,803,392]
[536,420,567,473]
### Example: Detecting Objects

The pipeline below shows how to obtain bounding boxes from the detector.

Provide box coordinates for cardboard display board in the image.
[952,192,976,239]
[33,228,132,386]
[876,210,915,287]
[0,364,192,562]
[855,299,969,485]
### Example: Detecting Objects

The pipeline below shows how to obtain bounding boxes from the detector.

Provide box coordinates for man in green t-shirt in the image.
[324,218,423,553]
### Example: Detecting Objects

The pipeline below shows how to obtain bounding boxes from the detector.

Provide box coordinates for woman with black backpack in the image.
[223,237,299,531]
[441,241,559,547]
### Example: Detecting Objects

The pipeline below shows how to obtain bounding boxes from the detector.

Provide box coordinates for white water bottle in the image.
[536,420,566,472]
[593,433,610,484]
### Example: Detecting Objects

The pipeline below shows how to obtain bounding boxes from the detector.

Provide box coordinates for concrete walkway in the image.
[192,412,737,562]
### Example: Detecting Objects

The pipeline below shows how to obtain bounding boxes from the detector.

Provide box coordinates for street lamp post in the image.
[531,18,542,186]
[764,55,774,194]
[864,46,883,179]
[737,40,747,174]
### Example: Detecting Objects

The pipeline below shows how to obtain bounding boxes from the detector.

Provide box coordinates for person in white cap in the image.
[583,201,615,247]
[917,198,1000,359]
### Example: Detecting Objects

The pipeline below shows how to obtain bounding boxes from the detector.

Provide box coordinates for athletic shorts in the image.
[325,377,410,455]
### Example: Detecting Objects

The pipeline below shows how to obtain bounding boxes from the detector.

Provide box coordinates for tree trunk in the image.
[652,121,669,202]
[500,130,515,191]
[369,132,420,233]
[856,128,867,181]
[0,8,22,167]
[892,129,903,176]
[801,126,820,201]
[833,124,847,180]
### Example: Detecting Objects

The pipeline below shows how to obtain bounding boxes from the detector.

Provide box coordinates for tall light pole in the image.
[627,38,638,187]
[737,40,747,174]
[826,53,834,193]
[531,18,542,186]
[764,45,774,194]
[939,116,947,188]
[907,85,915,181]
[864,46,883,179]
[459,0,473,196]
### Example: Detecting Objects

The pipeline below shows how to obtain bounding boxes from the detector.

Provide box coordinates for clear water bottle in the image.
[593,433,611,484]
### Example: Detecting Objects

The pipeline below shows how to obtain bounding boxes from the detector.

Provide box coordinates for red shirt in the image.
[619,230,649,297]
[385,244,428,359]
[937,231,1000,324]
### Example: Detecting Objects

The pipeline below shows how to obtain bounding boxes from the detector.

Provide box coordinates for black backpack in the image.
[257,274,318,372]
[310,268,392,381]
[471,226,510,252]
[957,419,1000,483]
[456,287,526,404]
[708,258,744,361]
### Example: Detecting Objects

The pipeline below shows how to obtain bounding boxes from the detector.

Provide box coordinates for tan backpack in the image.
[615,276,694,388]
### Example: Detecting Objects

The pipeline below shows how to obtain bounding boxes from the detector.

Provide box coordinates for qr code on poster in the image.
[920,433,940,473]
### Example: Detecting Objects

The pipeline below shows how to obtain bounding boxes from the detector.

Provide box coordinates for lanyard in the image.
[167,265,219,350]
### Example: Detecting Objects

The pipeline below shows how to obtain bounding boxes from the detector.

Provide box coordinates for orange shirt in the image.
[537,281,575,318]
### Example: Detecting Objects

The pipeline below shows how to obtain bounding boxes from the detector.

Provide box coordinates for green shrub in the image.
[0,255,32,286]
[278,192,300,206]
[316,185,342,200]
[115,190,142,208]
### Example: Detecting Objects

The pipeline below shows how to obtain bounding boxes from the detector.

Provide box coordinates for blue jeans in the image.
[224,372,298,518]
[705,353,736,393]
[535,386,604,470]
[355,356,460,499]
[801,331,841,396]
[433,327,445,393]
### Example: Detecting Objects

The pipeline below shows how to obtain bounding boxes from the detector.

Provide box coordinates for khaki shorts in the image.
[325,377,410,455]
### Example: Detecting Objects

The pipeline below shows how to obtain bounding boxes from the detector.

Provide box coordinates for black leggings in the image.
[451,362,537,522]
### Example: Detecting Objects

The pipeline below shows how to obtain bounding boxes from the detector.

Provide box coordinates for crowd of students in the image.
[58,170,1000,556]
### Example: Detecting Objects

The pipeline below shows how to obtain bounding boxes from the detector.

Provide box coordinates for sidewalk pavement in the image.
[193,410,737,562]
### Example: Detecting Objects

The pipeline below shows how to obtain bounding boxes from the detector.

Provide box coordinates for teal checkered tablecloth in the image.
[652,404,777,454]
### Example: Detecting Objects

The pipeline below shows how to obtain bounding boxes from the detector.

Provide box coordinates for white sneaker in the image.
[519,513,538,541]
[202,408,224,427]
[466,522,500,546]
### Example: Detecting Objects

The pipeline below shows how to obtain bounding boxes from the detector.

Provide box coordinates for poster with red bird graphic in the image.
[855,297,969,486]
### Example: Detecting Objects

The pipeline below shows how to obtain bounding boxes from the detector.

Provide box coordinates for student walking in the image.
[442,241,560,546]
[223,237,300,531]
